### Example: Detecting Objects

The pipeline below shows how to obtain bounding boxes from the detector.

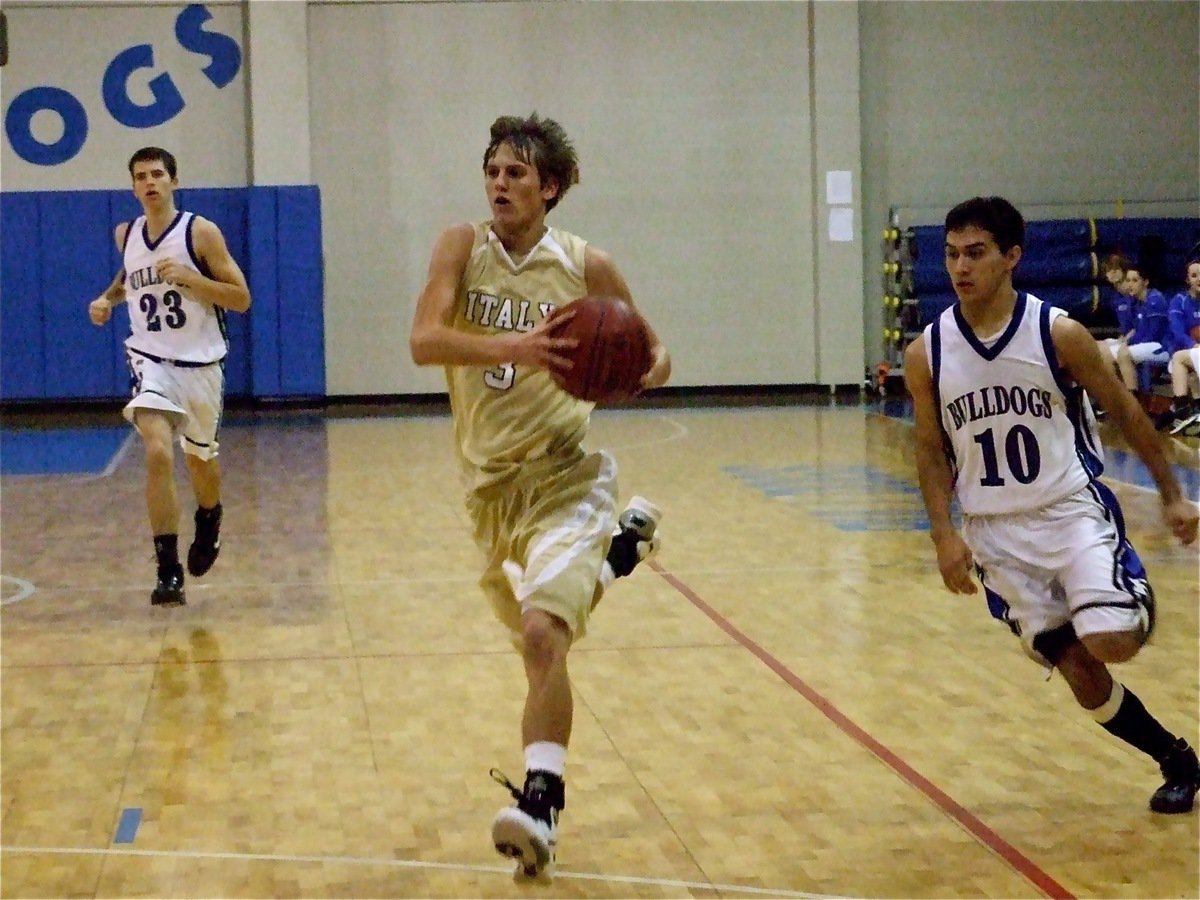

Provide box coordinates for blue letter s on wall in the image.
[4,3,240,166]
[175,3,241,89]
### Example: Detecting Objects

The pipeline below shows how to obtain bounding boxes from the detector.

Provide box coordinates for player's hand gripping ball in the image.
[547,295,653,403]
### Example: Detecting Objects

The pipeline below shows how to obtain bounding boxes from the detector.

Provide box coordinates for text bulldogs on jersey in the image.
[945,385,1054,430]
[127,265,168,291]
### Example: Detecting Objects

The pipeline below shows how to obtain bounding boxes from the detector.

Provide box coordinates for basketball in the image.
[1191,324,1200,344]
[547,295,653,403]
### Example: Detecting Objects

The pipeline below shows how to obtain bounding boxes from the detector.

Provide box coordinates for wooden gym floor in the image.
[1,399,1197,899]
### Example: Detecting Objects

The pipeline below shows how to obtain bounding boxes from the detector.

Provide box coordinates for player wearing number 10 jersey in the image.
[88,147,250,608]
[906,196,1200,815]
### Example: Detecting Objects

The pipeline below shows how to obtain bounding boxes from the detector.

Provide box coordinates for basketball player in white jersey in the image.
[905,196,1199,814]
[410,114,670,880]
[88,147,250,607]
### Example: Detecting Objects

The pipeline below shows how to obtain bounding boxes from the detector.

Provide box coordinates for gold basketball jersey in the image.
[447,222,593,489]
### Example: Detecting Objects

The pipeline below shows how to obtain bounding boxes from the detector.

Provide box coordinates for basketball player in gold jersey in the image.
[410,113,670,881]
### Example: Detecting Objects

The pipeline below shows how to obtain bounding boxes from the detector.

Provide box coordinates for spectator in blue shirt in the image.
[1115,264,1170,392]
[1098,254,1135,367]
[1164,260,1200,434]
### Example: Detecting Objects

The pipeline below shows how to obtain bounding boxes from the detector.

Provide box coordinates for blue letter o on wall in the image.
[5,86,89,166]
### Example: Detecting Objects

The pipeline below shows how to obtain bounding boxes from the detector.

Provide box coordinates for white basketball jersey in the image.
[925,292,1104,515]
[122,211,227,364]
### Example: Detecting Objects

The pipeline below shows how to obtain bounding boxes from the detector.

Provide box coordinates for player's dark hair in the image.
[944,196,1025,254]
[1101,252,1134,274]
[483,113,579,213]
[128,146,177,180]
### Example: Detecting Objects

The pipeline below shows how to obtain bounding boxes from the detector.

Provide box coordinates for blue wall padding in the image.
[1093,217,1200,291]
[1014,252,1097,287]
[1094,218,1199,256]
[911,251,1098,295]
[0,186,324,402]
[246,189,280,397]
[0,194,44,399]
[1025,219,1093,252]
[276,188,325,396]
[912,219,1091,254]
[40,192,116,399]
[910,217,1200,329]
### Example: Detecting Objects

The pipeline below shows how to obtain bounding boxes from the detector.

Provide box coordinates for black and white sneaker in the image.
[1168,412,1200,435]
[1150,739,1200,814]
[187,504,222,577]
[490,769,562,881]
[150,565,186,607]
[606,495,662,579]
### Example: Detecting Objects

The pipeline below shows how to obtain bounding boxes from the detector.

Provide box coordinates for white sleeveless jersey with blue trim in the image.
[122,211,227,364]
[925,292,1104,516]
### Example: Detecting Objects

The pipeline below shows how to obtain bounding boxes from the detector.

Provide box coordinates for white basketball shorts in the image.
[124,351,224,460]
[963,481,1152,665]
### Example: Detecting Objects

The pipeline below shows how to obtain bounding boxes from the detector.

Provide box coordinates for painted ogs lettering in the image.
[5,86,87,166]
[103,44,185,129]
[175,4,241,89]
[3,3,241,166]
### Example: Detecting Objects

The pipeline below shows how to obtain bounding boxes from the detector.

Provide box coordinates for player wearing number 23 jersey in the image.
[123,210,228,365]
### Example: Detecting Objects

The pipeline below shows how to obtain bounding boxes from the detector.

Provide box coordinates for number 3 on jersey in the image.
[974,424,1041,486]
[140,289,187,332]
[484,362,515,391]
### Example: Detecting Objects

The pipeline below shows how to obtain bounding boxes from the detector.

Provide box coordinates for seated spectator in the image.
[1098,253,1135,363]
[1164,259,1200,434]
[1115,263,1170,394]
[1091,254,1134,419]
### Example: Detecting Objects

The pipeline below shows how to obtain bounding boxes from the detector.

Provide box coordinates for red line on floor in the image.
[649,560,1075,900]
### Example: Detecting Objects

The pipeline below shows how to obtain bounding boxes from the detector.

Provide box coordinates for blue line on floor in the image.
[113,808,142,844]
[0,427,130,476]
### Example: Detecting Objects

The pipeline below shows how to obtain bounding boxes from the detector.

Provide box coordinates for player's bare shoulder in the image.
[583,244,632,303]
[435,222,478,264]
[113,221,132,250]
[903,332,931,389]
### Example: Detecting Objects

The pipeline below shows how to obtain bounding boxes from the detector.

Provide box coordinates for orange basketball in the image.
[1191,324,1200,344]
[547,295,653,403]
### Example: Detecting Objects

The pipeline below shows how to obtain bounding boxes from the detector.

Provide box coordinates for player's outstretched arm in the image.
[1052,315,1198,545]
[584,245,670,389]
[905,336,978,593]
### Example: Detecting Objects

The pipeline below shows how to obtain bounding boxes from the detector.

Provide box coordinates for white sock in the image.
[525,741,567,777]
[1089,681,1126,724]
[598,561,616,590]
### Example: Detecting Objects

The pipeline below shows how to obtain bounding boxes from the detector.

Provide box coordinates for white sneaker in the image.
[491,804,557,881]
[1169,412,1200,435]
[490,769,560,882]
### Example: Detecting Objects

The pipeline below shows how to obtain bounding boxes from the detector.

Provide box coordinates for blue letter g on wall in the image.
[5,86,88,166]
[103,44,185,128]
